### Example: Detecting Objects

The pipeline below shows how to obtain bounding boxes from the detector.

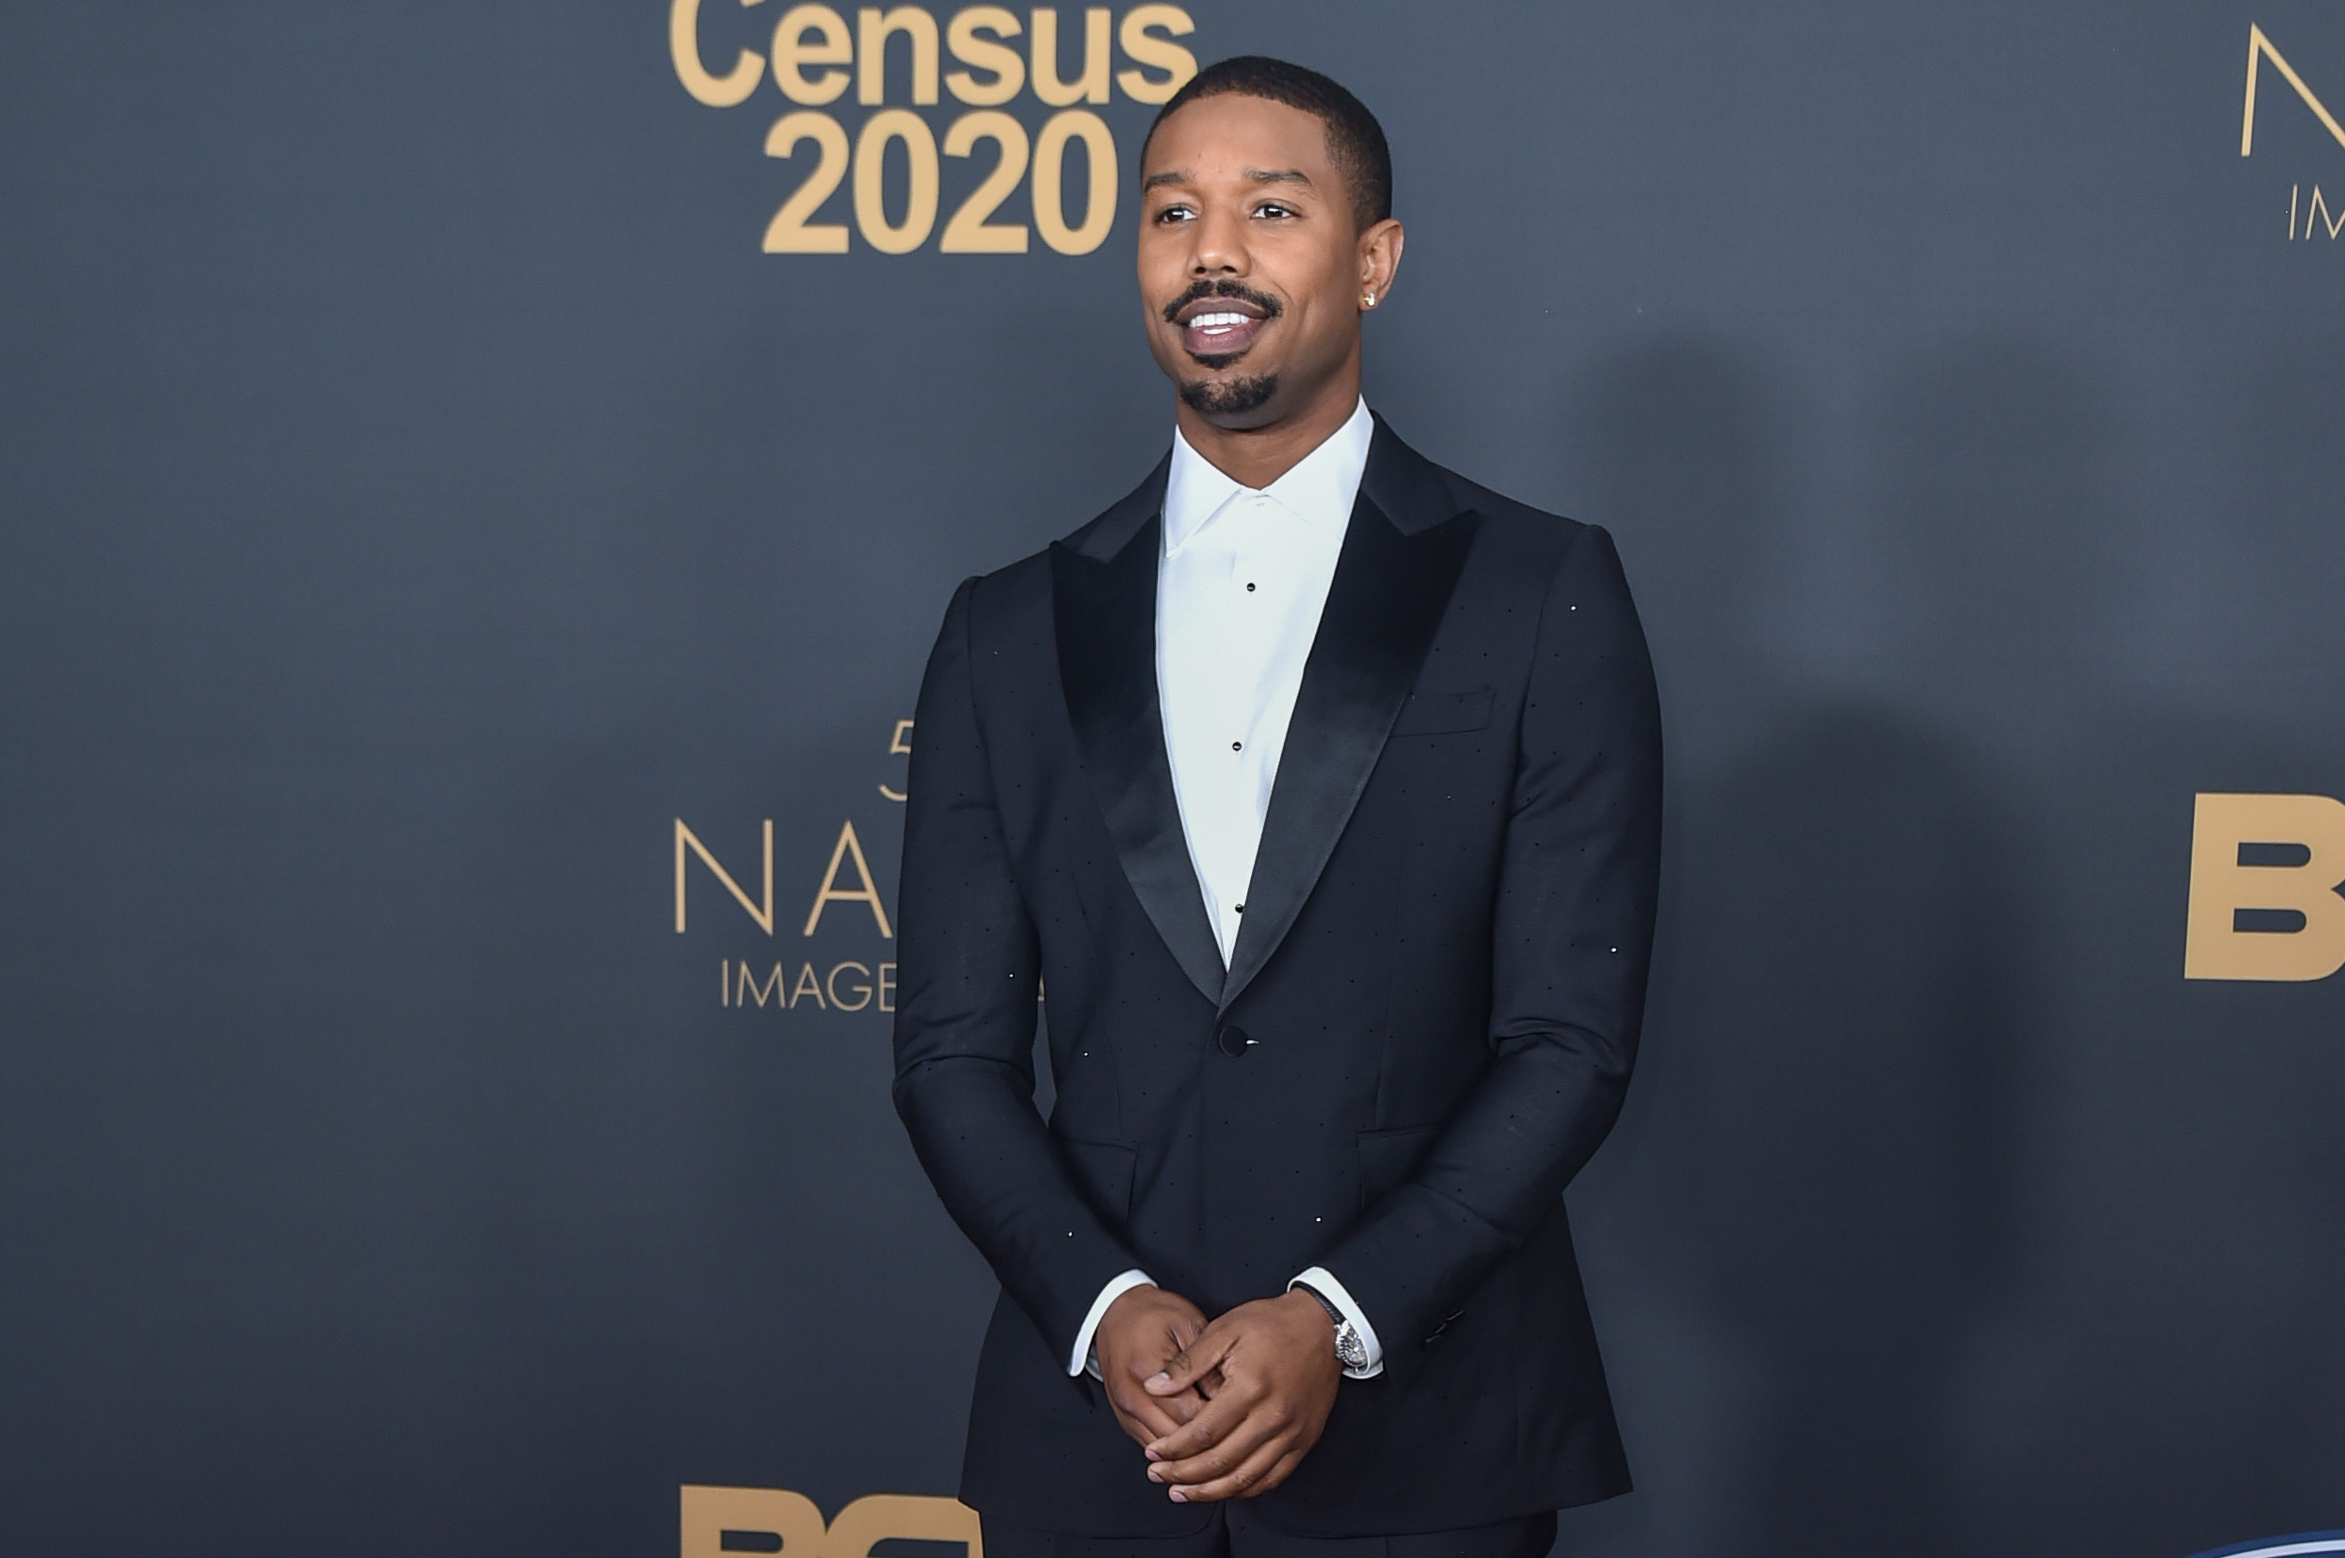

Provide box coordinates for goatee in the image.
[1178,373,1278,416]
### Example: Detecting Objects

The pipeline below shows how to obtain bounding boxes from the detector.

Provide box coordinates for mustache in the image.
[1161,279,1284,323]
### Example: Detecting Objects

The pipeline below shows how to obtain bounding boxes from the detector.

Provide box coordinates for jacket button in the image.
[1216,1024,1253,1057]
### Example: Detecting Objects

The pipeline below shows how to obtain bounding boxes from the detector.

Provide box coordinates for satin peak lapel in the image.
[1220,430,1479,1011]
[1052,496,1226,1007]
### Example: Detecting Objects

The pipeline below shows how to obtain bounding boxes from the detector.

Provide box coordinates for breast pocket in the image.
[1390,686,1494,737]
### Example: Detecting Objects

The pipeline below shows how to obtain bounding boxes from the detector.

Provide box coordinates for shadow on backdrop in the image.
[1554,338,2033,1557]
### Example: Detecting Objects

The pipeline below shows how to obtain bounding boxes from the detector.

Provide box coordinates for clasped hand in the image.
[1093,1285,1342,1503]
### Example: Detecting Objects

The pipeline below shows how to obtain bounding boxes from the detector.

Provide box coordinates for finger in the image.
[1141,1377,1260,1463]
[1163,1436,1296,1504]
[1147,1328,1237,1396]
[1131,1378,1215,1435]
[1112,1405,1181,1447]
[1155,1385,1207,1426]
[1107,1382,1189,1445]
[1148,1396,1284,1484]
[1115,1401,1185,1445]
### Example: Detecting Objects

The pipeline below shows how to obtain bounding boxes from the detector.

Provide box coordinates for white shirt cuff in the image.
[1290,1266,1384,1378]
[1070,1269,1155,1378]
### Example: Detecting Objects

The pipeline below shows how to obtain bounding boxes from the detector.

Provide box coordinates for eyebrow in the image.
[1141,167,1316,192]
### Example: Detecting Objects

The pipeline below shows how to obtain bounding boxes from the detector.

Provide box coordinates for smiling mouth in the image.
[1168,284,1280,363]
[1182,309,1265,359]
[1188,309,1254,336]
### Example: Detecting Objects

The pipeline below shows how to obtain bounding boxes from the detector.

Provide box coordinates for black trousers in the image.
[979,1506,1557,1558]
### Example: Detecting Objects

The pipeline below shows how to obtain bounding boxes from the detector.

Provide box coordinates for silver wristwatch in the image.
[1293,1281,1369,1372]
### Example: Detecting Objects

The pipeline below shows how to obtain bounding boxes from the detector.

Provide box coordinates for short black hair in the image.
[1143,56,1393,230]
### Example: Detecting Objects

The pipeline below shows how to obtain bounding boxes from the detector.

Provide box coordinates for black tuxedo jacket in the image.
[892,419,1661,1539]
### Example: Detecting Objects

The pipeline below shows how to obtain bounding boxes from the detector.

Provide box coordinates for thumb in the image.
[1146,1331,1233,1396]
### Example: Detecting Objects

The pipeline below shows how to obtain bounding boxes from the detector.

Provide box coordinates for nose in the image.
[1186,202,1248,279]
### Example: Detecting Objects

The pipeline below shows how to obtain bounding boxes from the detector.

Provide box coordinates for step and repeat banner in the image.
[3,2,2341,1555]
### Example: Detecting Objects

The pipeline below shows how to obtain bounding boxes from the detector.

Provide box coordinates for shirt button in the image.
[1246,582,1256,592]
[1231,741,1243,751]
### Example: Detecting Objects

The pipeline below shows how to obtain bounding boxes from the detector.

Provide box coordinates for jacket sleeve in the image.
[1318,524,1663,1380]
[891,576,1145,1363]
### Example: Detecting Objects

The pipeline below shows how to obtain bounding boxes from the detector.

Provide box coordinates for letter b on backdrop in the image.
[682,1486,983,1558]
[2184,793,2345,981]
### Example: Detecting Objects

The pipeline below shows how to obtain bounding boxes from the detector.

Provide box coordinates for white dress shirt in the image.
[1068,399,1386,1381]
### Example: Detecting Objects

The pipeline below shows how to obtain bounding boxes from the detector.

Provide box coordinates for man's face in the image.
[1137,94,1370,428]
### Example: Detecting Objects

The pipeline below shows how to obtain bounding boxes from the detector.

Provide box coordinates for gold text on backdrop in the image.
[2241,24,2345,158]
[680,1487,981,1558]
[2285,184,2345,240]
[670,4,1199,254]
[721,958,895,1010]
[2184,793,2345,981]
[674,723,911,1019]
[879,717,913,800]
[673,818,893,937]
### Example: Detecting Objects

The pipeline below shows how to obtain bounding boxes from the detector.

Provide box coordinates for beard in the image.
[1160,278,1284,418]
[1178,372,1279,416]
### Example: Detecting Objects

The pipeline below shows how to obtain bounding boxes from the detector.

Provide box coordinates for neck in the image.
[1173,351,1361,490]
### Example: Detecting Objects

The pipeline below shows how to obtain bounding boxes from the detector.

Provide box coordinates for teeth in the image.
[1189,311,1249,331]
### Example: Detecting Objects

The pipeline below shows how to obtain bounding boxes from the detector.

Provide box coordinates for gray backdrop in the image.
[4,2,2342,1554]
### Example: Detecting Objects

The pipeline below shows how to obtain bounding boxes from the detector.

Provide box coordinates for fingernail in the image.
[1144,1448,1162,1461]
[1147,1468,1162,1482]
[1169,1489,1188,1503]
[1146,1372,1170,1388]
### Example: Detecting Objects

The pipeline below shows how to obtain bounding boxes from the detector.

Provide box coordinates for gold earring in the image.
[1362,292,1377,309]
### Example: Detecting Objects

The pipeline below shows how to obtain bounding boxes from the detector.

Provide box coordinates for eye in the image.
[1153,202,1196,224]
[1254,201,1297,220]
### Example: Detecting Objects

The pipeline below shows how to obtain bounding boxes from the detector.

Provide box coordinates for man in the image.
[893,56,1661,1558]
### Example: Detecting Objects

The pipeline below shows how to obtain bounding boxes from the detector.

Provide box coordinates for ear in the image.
[1357,218,1405,312]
